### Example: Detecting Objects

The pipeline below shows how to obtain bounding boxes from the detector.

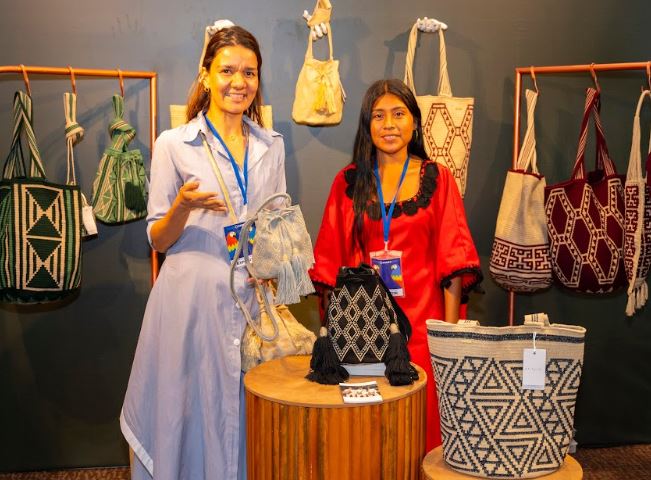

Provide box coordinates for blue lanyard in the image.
[204,114,249,205]
[373,154,410,250]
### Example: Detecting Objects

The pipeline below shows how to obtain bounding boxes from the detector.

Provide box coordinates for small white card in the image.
[82,205,98,237]
[522,348,546,390]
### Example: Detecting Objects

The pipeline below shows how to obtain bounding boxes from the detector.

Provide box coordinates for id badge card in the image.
[370,250,405,297]
[224,221,256,268]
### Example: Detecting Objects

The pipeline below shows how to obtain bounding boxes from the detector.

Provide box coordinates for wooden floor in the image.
[0,444,649,479]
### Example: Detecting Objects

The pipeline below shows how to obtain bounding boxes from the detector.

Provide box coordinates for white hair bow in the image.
[198,19,236,74]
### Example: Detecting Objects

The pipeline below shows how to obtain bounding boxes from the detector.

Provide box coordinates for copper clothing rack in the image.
[0,64,159,285]
[507,60,651,325]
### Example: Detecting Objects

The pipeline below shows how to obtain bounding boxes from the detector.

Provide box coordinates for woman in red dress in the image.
[309,79,482,450]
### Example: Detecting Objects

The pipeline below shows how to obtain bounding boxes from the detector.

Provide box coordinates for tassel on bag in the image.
[384,323,419,386]
[124,180,147,212]
[306,327,349,385]
[276,256,300,305]
[291,250,315,297]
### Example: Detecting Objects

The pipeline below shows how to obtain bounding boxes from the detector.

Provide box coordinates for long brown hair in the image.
[351,79,428,251]
[186,25,264,126]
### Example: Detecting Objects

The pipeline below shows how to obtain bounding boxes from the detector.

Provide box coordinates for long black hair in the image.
[350,79,428,251]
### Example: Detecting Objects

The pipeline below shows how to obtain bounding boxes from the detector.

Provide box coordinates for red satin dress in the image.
[309,160,482,451]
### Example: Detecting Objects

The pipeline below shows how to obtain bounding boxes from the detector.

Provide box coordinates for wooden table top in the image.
[422,447,583,480]
[244,355,426,408]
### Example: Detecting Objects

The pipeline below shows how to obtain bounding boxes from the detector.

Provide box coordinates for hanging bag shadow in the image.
[0,91,83,303]
[404,22,474,196]
[624,89,651,314]
[544,87,626,293]
[91,94,147,224]
[490,89,552,292]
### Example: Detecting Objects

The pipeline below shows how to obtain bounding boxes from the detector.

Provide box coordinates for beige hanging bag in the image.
[404,21,474,196]
[292,0,346,126]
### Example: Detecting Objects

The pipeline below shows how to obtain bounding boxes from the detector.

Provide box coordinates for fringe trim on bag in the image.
[306,327,349,385]
[384,323,418,386]
[626,281,648,316]
[291,252,316,297]
[277,258,300,305]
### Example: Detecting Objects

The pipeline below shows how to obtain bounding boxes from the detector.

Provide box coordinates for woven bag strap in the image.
[3,91,47,180]
[572,88,616,180]
[626,89,651,183]
[108,95,136,153]
[229,192,292,342]
[516,89,539,174]
[64,92,84,185]
[200,132,238,224]
[404,23,453,98]
[304,20,334,61]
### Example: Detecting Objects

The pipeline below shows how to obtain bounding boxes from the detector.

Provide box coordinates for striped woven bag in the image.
[91,95,147,224]
[0,91,83,303]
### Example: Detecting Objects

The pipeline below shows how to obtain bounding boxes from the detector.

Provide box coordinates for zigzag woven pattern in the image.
[431,353,582,478]
[427,320,585,479]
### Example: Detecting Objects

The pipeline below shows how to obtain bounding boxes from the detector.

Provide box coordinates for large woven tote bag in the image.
[292,13,345,126]
[92,95,147,224]
[404,23,474,197]
[427,315,586,479]
[490,89,552,292]
[544,88,626,293]
[624,89,651,315]
[0,91,82,303]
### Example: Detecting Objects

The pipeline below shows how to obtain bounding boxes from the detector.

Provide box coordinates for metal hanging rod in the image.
[0,63,160,285]
[508,60,651,326]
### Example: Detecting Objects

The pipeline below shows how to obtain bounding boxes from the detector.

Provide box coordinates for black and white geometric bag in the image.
[427,314,586,479]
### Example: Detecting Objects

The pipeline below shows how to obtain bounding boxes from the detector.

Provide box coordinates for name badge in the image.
[224,221,256,268]
[370,250,405,297]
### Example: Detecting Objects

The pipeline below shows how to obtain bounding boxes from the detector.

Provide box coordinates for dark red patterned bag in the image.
[544,88,626,293]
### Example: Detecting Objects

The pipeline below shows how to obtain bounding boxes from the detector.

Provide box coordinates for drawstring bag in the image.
[92,94,147,224]
[545,88,626,293]
[306,264,418,387]
[427,314,586,479]
[233,193,316,306]
[0,91,83,303]
[292,0,346,126]
[624,89,651,315]
[227,193,316,367]
[240,282,316,372]
[490,89,552,292]
[404,22,474,197]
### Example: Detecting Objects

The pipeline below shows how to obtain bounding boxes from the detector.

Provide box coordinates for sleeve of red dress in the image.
[434,165,483,300]
[309,169,355,291]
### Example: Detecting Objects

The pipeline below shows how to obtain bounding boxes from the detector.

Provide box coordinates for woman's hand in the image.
[176,181,228,213]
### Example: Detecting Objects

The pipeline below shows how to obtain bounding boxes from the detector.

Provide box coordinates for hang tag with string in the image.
[522,332,546,390]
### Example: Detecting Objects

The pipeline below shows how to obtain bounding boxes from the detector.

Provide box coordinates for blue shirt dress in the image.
[120,113,286,480]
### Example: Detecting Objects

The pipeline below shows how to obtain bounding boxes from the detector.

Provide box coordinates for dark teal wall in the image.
[1,0,650,471]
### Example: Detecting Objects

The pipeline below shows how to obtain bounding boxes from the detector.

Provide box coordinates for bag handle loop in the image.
[64,92,84,186]
[404,22,453,98]
[305,21,334,61]
[626,89,651,184]
[3,91,47,180]
[571,88,617,181]
[229,193,293,342]
[516,89,540,174]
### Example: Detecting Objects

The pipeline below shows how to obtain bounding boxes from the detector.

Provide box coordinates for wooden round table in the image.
[244,355,427,480]
[422,446,583,479]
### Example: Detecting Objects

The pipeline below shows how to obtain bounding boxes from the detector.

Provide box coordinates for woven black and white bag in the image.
[427,315,586,479]
[306,264,418,386]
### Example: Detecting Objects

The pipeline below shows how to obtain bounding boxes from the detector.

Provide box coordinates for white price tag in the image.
[82,205,98,237]
[522,348,546,390]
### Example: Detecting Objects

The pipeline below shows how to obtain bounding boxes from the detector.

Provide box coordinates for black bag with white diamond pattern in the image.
[327,264,412,364]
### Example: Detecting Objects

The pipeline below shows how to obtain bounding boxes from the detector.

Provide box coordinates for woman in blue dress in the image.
[121,21,286,480]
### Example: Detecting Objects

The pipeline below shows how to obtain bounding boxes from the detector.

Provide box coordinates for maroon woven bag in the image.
[544,88,626,293]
